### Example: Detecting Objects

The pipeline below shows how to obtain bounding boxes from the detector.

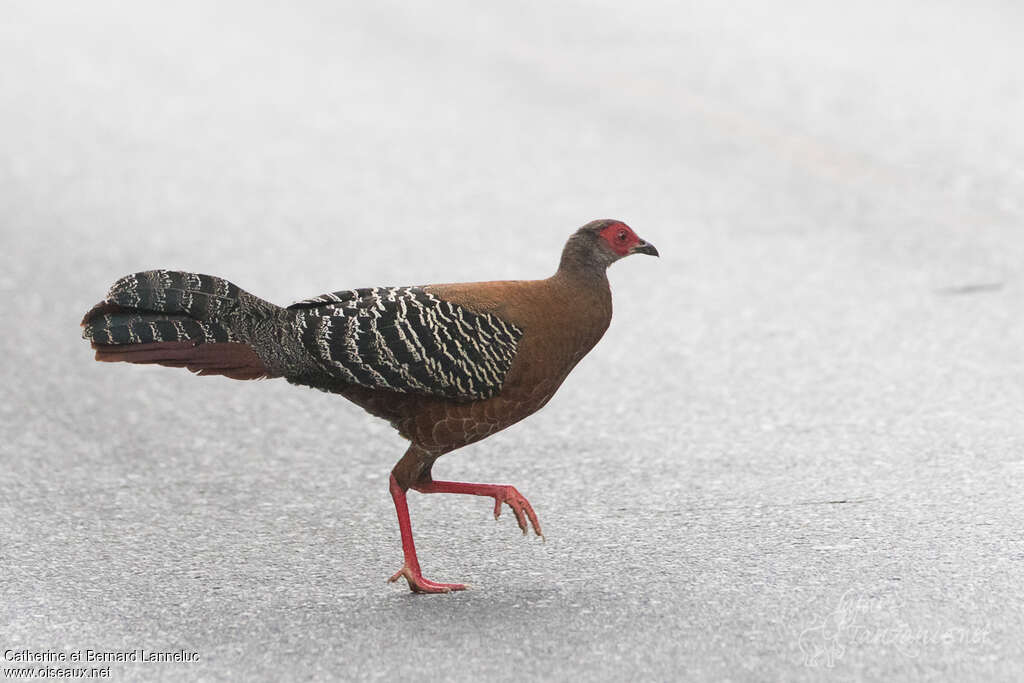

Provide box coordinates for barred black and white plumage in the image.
[83,310,239,346]
[82,270,524,401]
[83,271,250,344]
[288,286,523,401]
[81,269,290,380]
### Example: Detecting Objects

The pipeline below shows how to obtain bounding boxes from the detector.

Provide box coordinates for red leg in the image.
[414,479,544,538]
[387,474,467,593]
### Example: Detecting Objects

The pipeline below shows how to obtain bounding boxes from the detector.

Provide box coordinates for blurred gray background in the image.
[2,0,1022,680]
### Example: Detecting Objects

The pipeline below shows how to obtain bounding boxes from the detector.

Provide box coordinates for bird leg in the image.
[413,480,544,538]
[387,474,468,593]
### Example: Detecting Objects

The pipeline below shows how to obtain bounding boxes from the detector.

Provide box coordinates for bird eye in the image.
[616,229,628,242]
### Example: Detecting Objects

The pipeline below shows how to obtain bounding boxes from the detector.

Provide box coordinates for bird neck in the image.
[555,257,609,286]
[552,255,612,306]
[556,237,613,284]
[548,260,614,353]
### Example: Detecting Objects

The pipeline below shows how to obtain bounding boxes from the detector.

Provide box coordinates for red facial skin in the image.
[598,222,642,256]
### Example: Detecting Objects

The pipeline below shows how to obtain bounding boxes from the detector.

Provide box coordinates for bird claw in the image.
[388,564,468,594]
[491,486,544,539]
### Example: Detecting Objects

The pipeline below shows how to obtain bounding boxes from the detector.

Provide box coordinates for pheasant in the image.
[81,219,658,593]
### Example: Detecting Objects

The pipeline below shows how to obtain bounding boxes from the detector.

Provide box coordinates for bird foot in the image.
[415,480,546,539]
[491,485,544,539]
[388,564,468,594]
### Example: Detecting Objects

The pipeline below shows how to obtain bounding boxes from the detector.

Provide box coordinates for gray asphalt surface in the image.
[2,1,1023,680]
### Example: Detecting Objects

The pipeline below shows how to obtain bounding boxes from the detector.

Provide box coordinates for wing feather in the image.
[288,287,521,400]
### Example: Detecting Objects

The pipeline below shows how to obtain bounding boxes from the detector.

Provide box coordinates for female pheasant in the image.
[81,219,658,593]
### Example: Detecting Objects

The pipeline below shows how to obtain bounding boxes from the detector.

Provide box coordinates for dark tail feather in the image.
[82,271,245,326]
[92,341,269,380]
[82,270,276,380]
[83,311,237,346]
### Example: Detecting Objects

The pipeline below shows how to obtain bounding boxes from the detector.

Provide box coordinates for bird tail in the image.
[81,270,277,380]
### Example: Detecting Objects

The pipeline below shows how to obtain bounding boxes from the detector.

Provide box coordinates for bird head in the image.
[559,219,659,276]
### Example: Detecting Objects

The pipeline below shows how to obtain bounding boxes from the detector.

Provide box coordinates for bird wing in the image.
[287,286,523,400]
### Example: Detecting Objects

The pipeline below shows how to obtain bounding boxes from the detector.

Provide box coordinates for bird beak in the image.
[630,239,659,257]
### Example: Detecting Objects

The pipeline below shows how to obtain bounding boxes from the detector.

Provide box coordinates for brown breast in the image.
[338,274,613,454]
